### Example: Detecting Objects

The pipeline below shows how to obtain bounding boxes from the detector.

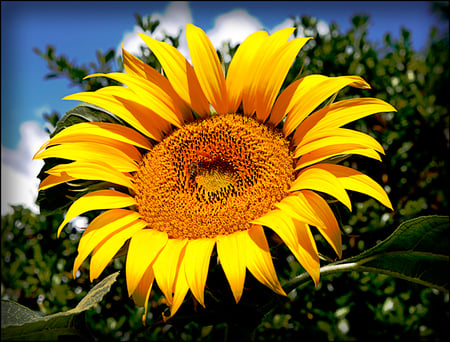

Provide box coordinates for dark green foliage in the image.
[2,10,449,341]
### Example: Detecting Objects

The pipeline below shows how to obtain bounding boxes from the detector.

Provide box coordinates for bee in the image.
[188,161,198,180]
[184,161,198,190]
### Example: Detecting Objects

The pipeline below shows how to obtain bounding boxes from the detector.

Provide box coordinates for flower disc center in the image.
[133,114,294,239]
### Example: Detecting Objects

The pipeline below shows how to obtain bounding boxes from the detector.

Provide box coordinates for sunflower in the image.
[34,24,395,322]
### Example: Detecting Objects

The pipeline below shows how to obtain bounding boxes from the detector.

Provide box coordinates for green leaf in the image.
[285,216,449,293]
[1,271,119,341]
[340,215,449,291]
[51,102,125,138]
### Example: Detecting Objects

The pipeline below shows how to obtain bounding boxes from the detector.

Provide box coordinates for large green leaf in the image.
[285,216,449,293]
[1,271,119,341]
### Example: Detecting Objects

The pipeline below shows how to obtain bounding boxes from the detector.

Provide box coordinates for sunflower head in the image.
[35,23,395,322]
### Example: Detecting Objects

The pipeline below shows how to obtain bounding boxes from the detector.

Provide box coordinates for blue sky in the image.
[1,0,448,214]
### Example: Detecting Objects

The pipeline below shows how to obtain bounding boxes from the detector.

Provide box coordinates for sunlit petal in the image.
[35,122,151,158]
[126,229,168,296]
[90,219,146,281]
[293,97,397,146]
[283,75,371,136]
[314,164,393,210]
[56,190,136,237]
[34,141,140,172]
[138,33,210,117]
[295,146,382,170]
[217,231,247,303]
[122,46,193,122]
[293,128,385,158]
[276,191,342,258]
[73,209,140,277]
[226,30,268,113]
[290,165,352,210]
[187,24,228,114]
[131,264,155,326]
[63,90,168,141]
[255,37,311,121]
[253,211,320,285]
[152,238,188,305]
[86,73,184,127]
[46,161,135,191]
[245,226,286,296]
[183,237,216,307]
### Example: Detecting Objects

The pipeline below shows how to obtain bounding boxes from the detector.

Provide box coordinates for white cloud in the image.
[1,121,48,215]
[119,1,193,59]
[205,10,263,49]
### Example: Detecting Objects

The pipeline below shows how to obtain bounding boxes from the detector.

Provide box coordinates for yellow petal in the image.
[293,97,397,146]
[152,238,188,305]
[46,161,135,191]
[314,164,393,210]
[63,90,168,141]
[301,191,342,258]
[276,191,342,258]
[122,47,194,122]
[272,75,327,129]
[186,24,228,114]
[253,211,320,285]
[225,30,268,113]
[245,225,286,296]
[292,219,320,285]
[165,252,190,321]
[131,263,155,326]
[73,209,141,277]
[86,73,183,128]
[56,189,136,237]
[254,37,311,122]
[293,128,385,158]
[183,238,216,307]
[138,33,210,117]
[295,146,382,170]
[290,166,352,210]
[283,75,371,137]
[35,122,151,157]
[126,229,168,296]
[34,142,140,172]
[268,78,302,127]
[90,219,146,281]
[39,173,77,191]
[243,28,296,116]
[216,231,247,303]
